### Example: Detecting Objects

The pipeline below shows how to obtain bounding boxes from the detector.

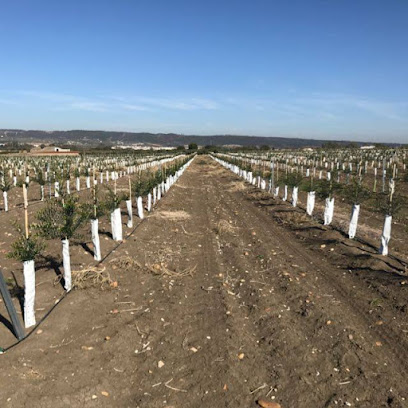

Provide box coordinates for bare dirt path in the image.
[0,156,407,408]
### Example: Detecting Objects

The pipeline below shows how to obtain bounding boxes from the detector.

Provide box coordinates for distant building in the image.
[29,146,79,156]
[360,145,375,150]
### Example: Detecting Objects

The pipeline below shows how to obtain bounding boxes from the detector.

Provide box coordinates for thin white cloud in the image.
[120,104,150,111]
[70,102,108,112]
[2,90,220,113]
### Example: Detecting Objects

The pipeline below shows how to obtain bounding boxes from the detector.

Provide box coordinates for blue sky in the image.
[0,0,407,142]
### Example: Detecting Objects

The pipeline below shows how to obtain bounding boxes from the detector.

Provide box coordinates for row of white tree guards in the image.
[0,153,188,211]
[22,154,196,328]
[211,154,396,258]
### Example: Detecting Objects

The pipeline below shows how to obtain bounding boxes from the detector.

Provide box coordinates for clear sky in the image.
[0,0,407,142]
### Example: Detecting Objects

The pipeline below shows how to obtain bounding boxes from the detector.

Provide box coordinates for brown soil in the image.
[0,156,407,407]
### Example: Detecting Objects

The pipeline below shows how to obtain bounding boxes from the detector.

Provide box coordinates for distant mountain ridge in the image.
[0,129,403,148]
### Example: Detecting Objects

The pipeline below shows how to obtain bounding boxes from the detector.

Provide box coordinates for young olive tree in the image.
[315,170,342,226]
[0,172,13,212]
[7,223,45,328]
[105,186,126,241]
[36,196,88,291]
[83,186,106,261]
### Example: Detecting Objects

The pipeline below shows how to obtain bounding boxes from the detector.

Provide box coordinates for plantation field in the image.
[0,156,407,407]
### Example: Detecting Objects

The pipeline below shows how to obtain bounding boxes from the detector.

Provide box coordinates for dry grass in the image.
[145,262,197,278]
[215,219,237,235]
[153,210,191,220]
[109,256,142,271]
[228,181,246,192]
[71,265,113,290]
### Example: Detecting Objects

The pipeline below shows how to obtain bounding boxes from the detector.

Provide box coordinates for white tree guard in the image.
[62,239,72,291]
[306,191,315,216]
[3,191,8,212]
[283,185,288,201]
[66,180,70,195]
[324,197,335,225]
[40,185,44,201]
[292,186,298,207]
[147,193,152,212]
[111,208,123,241]
[157,185,162,201]
[153,187,157,205]
[126,199,133,228]
[76,177,80,191]
[137,196,144,219]
[23,259,36,328]
[379,215,392,255]
[348,204,360,239]
[91,219,101,261]
[274,186,279,197]
[261,179,266,190]
[54,181,59,198]
[86,176,91,189]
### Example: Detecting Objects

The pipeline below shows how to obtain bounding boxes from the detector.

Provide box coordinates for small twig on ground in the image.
[250,383,268,394]
[164,378,187,393]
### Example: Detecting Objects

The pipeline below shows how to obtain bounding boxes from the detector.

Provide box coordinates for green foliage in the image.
[104,186,126,213]
[342,176,372,205]
[7,223,45,262]
[188,143,198,150]
[155,169,164,185]
[375,192,404,216]
[282,171,304,188]
[35,195,88,240]
[0,173,13,192]
[314,178,342,199]
[35,170,46,186]
[82,186,106,220]
[132,175,153,197]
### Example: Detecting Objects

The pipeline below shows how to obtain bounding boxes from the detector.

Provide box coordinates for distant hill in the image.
[0,129,404,148]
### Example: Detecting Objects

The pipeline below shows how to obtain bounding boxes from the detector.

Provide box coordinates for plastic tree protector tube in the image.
[324,197,335,225]
[379,215,392,255]
[3,191,8,212]
[23,259,36,328]
[348,204,360,239]
[283,185,288,201]
[147,193,152,212]
[111,208,123,241]
[292,186,298,207]
[137,196,144,219]
[91,219,101,261]
[306,191,315,216]
[62,239,72,291]
[126,200,133,228]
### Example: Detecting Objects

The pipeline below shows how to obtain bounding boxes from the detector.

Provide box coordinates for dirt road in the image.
[1,156,407,407]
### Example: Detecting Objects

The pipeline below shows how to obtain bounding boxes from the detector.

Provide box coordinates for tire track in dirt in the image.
[207,158,408,407]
